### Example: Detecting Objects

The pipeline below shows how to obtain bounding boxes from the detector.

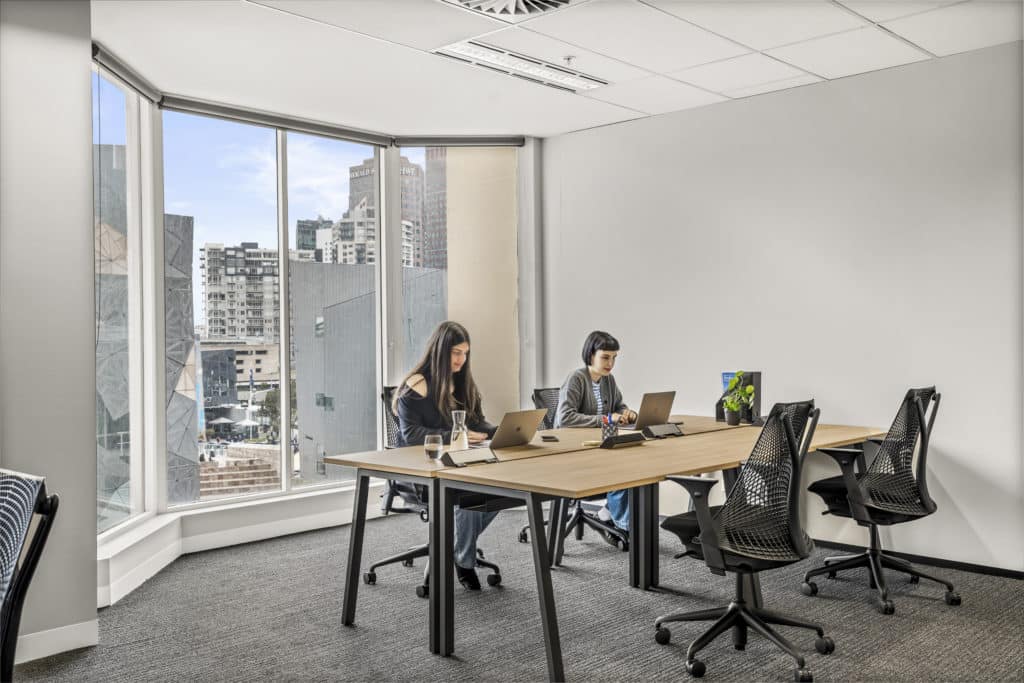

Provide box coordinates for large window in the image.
[162,112,281,505]
[286,133,379,486]
[94,70,139,533]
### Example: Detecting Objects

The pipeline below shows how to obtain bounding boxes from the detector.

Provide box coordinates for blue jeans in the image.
[605,489,630,531]
[455,507,498,568]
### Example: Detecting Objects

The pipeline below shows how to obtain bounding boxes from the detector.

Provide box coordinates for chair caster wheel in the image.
[908,575,919,583]
[402,558,414,567]
[363,572,376,585]
[686,659,706,678]
[518,530,529,544]
[814,636,835,655]
[878,599,895,615]
[794,668,813,682]
[619,539,629,552]
[944,591,961,606]
[801,582,818,596]
[487,573,502,587]
[827,571,837,580]
[654,627,671,645]
[415,585,428,598]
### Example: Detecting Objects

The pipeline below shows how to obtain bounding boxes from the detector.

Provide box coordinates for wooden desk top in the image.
[323,415,883,493]
[436,423,884,499]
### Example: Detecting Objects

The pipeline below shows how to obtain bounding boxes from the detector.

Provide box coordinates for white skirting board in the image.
[15,619,99,665]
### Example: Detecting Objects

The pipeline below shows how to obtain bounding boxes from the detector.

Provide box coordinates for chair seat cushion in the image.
[662,507,811,572]
[808,475,927,524]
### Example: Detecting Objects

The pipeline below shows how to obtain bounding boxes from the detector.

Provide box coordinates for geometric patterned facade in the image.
[164,213,200,505]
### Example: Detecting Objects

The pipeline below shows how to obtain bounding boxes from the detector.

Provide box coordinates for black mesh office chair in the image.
[801,387,959,614]
[657,402,833,682]
[1,470,59,682]
[364,387,501,598]
[517,388,629,552]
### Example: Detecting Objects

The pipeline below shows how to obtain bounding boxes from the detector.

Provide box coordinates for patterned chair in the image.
[1,469,59,681]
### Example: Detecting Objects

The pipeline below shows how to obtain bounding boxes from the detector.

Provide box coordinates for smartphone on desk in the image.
[541,434,559,442]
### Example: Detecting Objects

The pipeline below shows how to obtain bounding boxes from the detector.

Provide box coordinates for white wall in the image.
[540,43,1023,571]
[0,0,99,657]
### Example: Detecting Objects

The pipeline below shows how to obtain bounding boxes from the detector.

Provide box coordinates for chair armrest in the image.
[666,476,726,573]
[817,447,871,523]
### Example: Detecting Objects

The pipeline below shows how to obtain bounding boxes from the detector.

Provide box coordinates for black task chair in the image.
[364,387,501,598]
[517,388,629,553]
[1,469,59,682]
[657,402,833,682]
[802,387,960,614]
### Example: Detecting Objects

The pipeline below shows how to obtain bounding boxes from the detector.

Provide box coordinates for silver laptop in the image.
[619,391,676,430]
[474,408,548,451]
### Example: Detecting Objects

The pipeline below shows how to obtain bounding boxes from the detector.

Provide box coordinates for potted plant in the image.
[722,371,755,426]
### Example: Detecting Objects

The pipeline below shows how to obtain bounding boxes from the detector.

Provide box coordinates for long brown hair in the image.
[393,321,483,423]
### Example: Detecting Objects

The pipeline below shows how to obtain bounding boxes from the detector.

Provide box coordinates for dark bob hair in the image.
[582,330,620,366]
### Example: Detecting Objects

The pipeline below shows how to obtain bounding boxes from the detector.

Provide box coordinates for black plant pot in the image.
[725,410,741,426]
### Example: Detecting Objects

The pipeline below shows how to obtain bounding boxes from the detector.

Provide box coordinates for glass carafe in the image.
[450,410,470,450]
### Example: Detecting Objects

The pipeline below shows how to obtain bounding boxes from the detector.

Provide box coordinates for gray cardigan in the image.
[554,367,629,428]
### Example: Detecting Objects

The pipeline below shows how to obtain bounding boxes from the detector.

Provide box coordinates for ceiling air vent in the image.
[456,0,570,17]
[435,41,607,93]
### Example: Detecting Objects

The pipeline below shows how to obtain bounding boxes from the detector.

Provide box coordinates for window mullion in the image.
[276,129,291,491]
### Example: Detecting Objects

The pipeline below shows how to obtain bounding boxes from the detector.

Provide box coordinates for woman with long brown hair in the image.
[393,321,498,590]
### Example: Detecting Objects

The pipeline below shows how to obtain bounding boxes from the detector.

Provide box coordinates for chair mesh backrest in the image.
[532,388,560,430]
[861,387,935,514]
[716,403,808,561]
[0,470,42,602]
[381,386,400,449]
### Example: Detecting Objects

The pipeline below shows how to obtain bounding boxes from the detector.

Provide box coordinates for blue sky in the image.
[94,72,428,325]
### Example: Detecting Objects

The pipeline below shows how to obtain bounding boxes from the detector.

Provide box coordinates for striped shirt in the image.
[592,381,604,416]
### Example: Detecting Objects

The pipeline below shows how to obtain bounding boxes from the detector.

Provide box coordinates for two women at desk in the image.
[394,321,636,590]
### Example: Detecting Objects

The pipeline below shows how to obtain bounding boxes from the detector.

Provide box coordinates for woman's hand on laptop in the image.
[468,430,489,443]
[623,409,638,423]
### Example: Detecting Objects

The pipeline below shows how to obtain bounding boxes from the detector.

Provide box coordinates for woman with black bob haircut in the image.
[554,330,637,544]
[393,320,498,590]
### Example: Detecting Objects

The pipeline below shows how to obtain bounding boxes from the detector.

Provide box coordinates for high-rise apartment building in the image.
[200,242,318,342]
[343,156,425,267]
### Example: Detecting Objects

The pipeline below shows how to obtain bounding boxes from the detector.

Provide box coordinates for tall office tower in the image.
[296,216,333,253]
[200,242,281,343]
[346,156,424,266]
[423,147,447,270]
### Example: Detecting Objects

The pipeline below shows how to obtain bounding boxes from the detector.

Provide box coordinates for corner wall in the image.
[0,0,99,658]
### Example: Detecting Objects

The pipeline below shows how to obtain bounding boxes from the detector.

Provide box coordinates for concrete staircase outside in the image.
[200,460,279,497]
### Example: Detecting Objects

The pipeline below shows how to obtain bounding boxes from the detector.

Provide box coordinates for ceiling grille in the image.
[456,0,570,17]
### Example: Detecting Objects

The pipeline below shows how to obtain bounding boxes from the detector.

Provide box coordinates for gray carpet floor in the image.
[18,510,1024,682]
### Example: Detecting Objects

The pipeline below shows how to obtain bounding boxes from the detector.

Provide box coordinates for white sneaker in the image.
[597,506,612,522]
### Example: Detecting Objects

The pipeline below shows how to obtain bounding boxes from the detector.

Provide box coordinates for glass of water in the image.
[424,434,443,460]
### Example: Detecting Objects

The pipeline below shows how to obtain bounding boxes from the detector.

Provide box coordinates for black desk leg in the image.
[547,498,563,567]
[526,493,565,682]
[552,498,568,567]
[342,470,370,626]
[428,478,441,654]
[439,482,457,657]
[629,485,660,589]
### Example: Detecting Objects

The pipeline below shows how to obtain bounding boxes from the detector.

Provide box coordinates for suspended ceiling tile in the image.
[250,0,506,50]
[523,0,749,73]
[766,26,930,79]
[669,53,807,93]
[723,73,823,98]
[882,0,1023,56]
[582,75,726,115]
[837,0,963,23]
[649,0,867,50]
[480,26,651,83]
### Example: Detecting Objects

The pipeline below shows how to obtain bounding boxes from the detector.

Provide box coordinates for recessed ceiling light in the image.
[435,40,607,92]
